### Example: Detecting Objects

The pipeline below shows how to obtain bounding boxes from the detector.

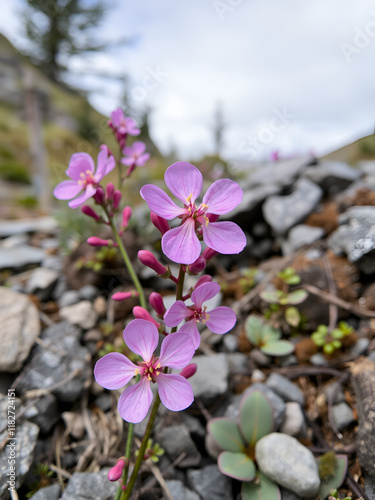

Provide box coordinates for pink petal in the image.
[123,319,158,362]
[136,153,150,166]
[165,162,202,204]
[202,221,246,255]
[53,180,82,200]
[121,157,134,166]
[206,306,237,334]
[191,281,221,308]
[162,219,201,264]
[111,107,124,127]
[202,179,243,214]
[140,185,184,220]
[118,379,153,423]
[157,373,194,411]
[178,321,201,349]
[132,141,146,155]
[163,301,189,327]
[158,333,195,369]
[94,352,136,389]
[94,150,115,181]
[68,184,96,208]
[66,153,95,181]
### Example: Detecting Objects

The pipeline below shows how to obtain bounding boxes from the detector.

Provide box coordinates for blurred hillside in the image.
[322,134,375,164]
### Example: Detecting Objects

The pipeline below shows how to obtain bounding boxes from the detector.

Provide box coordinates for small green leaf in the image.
[262,325,281,343]
[245,315,265,346]
[283,289,308,305]
[208,418,244,452]
[260,290,283,304]
[285,306,300,327]
[241,471,281,500]
[318,455,348,499]
[240,390,274,446]
[323,343,335,354]
[331,329,344,339]
[218,451,256,481]
[261,340,295,357]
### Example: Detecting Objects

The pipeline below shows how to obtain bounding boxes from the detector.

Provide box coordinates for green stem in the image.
[171,265,185,333]
[120,395,161,500]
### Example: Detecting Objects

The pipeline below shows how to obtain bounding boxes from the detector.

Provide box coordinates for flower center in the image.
[77,170,95,188]
[189,305,210,324]
[184,194,209,226]
[135,358,162,383]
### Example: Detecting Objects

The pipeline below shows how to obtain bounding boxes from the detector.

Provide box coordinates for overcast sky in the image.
[1,0,374,162]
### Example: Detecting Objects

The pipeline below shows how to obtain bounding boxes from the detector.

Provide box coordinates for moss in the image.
[318,451,337,481]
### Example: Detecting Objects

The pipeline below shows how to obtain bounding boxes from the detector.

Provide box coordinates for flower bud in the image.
[106,182,115,201]
[138,250,169,276]
[113,190,122,210]
[133,306,160,328]
[202,247,218,261]
[87,236,117,247]
[187,256,206,275]
[93,186,104,205]
[194,275,213,289]
[180,364,197,379]
[207,213,220,223]
[81,205,101,221]
[108,458,127,481]
[149,292,166,317]
[121,206,132,229]
[150,212,169,235]
[112,291,139,301]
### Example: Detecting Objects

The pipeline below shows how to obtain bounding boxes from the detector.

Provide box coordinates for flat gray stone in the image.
[61,468,117,500]
[263,178,322,235]
[280,402,307,438]
[29,483,60,500]
[255,433,320,497]
[156,425,201,468]
[303,161,361,195]
[26,267,59,300]
[281,224,325,255]
[187,464,232,500]
[165,480,200,500]
[79,285,98,300]
[0,217,57,237]
[323,382,345,404]
[0,287,40,372]
[60,301,98,329]
[58,290,81,308]
[350,338,370,357]
[189,354,229,405]
[24,393,59,434]
[247,156,311,188]
[266,373,305,406]
[0,245,45,269]
[331,402,355,430]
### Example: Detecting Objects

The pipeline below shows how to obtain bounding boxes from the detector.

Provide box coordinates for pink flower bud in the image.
[195,275,213,289]
[188,257,206,275]
[108,458,127,481]
[81,205,100,221]
[121,206,132,229]
[150,212,170,235]
[202,247,218,261]
[93,187,104,204]
[106,182,115,201]
[207,213,220,223]
[138,250,168,276]
[149,292,166,316]
[87,236,117,247]
[133,306,160,328]
[113,190,122,210]
[112,291,139,301]
[180,364,197,379]
[100,144,114,157]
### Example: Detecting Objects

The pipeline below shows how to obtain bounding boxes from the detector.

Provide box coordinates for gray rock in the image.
[24,393,59,434]
[223,333,238,352]
[266,373,305,406]
[255,433,320,497]
[79,285,98,300]
[327,224,352,256]
[323,382,346,404]
[251,368,266,382]
[58,290,81,308]
[331,402,355,430]
[0,287,40,372]
[368,351,375,363]
[187,464,232,500]
[156,425,201,468]
[280,354,298,367]
[280,487,304,500]
[364,473,375,500]
[350,338,370,356]
[26,267,59,300]
[0,394,39,499]
[247,156,311,189]
[310,353,328,366]
[60,301,98,329]
[52,277,68,301]
[249,349,272,367]
[281,224,325,255]
[42,255,63,272]
[0,245,45,269]
[28,483,60,500]
[226,183,281,219]
[181,413,205,439]
[40,238,59,250]
[303,161,361,195]
[165,480,200,500]
[0,217,57,237]
[226,353,249,374]
[189,354,229,405]
[61,468,118,500]
[1,234,28,248]
[17,321,90,402]
[263,178,322,235]
[280,402,307,438]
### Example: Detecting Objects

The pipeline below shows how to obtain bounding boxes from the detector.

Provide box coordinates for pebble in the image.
[223,333,238,352]
[281,224,325,255]
[310,353,328,366]
[58,290,81,308]
[60,301,98,329]
[187,464,232,500]
[156,425,201,468]
[28,483,60,500]
[24,393,59,434]
[79,284,98,300]
[61,468,118,500]
[0,245,45,269]
[251,368,266,382]
[0,216,57,237]
[249,348,272,367]
[280,402,307,438]
[255,433,320,497]
[350,338,370,357]
[226,352,249,374]
[164,480,200,500]
[189,354,229,405]
[323,382,346,405]
[26,267,59,300]
[331,402,355,430]
[266,373,305,406]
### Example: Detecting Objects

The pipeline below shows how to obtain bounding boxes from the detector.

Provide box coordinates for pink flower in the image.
[54,150,115,208]
[164,282,236,348]
[94,319,195,423]
[140,162,246,264]
[108,108,140,136]
[121,141,150,167]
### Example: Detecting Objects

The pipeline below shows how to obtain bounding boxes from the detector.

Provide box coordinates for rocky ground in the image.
[1,157,375,499]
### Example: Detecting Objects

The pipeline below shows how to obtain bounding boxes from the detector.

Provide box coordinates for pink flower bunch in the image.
[108,107,140,147]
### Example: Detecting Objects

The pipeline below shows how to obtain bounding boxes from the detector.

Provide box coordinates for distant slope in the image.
[321,134,375,165]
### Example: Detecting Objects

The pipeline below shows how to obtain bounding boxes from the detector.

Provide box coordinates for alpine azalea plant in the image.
[53,107,246,499]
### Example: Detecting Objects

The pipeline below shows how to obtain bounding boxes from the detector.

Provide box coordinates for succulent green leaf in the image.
[285,306,300,327]
[282,289,308,305]
[240,390,274,446]
[245,315,265,346]
[261,340,295,357]
[261,325,281,343]
[323,343,335,354]
[311,332,325,346]
[317,455,348,499]
[260,290,283,304]
[218,451,256,481]
[331,328,344,339]
[241,471,281,500]
[208,418,244,452]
